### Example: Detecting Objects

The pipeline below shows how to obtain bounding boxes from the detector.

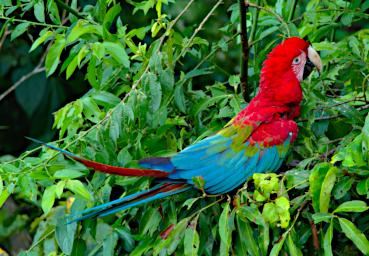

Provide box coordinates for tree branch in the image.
[240,0,250,102]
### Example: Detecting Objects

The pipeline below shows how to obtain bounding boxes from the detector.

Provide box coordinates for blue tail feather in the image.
[68,183,190,223]
[25,137,78,158]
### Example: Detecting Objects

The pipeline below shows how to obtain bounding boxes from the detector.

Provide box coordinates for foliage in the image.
[1,0,369,255]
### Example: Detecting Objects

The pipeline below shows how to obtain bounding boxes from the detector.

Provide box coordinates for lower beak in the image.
[303,59,315,79]
[304,46,322,79]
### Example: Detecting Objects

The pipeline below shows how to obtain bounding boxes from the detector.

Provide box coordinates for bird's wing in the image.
[168,118,297,194]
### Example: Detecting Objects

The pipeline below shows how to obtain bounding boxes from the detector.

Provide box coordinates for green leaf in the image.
[103,42,130,67]
[112,106,125,139]
[41,185,56,214]
[0,188,10,208]
[87,55,99,89]
[116,227,135,252]
[312,213,332,224]
[341,13,353,26]
[262,202,279,224]
[309,163,330,212]
[55,206,77,255]
[228,75,240,91]
[356,178,369,196]
[334,200,369,213]
[219,202,231,256]
[122,103,134,121]
[65,180,91,200]
[92,42,105,60]
[259,26,279,41]
[235,215,260,256]
[338,217,369,255]
[270,232,286,256]
[154,218,189,255]
[237,205,266,226]
[54,169,85,179]
[333,177,354,199]
[92,91,120,108]
[184,217,199,256]
[139,208,161,236]
[11,22,30,41]
[34,0,45,22]
[55,180,65,198]
[286,233,303,256]
[67,21,102,43]
[81,97,101,123]
[323,221,334,256]
[45,35,66,76]
[174,84,186,113]
[147,75,162,112]
[193,94,229,116]
[2,163,20,173]
[192,176,205,190]
[0,176,3,197]
[183,198,200,210]
[66,55,78,79]
[275,197,291,228]
[348,36,361,57]
[30,30,53,52]
[362,113,369,154]
[320,166,338,213]
[47,0,61,24]
[103,4,122,29]
[159,68,174,92]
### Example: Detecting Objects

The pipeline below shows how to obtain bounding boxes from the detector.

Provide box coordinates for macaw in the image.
[31,37,322,222]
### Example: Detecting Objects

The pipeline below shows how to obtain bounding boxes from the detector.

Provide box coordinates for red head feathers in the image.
[236,37,322,125]
[259,37,311,105]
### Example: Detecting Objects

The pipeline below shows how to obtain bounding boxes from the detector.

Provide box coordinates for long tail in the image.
[69,183,190,222]
[27,137,170,178]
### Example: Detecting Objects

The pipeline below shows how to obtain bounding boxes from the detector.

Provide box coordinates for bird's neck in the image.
[234,74,303,124]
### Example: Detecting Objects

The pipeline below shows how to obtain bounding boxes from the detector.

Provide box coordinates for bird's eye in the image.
[293,57,300,64]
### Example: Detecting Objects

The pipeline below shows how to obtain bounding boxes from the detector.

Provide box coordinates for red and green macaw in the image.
[32,37,322,222]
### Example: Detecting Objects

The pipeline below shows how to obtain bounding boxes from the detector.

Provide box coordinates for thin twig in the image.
[0,29,10,50]
[298,103,369,122]
[55,0,85,20]
[194,32,239,70]
[0,16,68,29]
[244,1,290,36]
[0,46,48,102]
[240,0,250,102]
[310,220,320,250]
[176,0,223,61]
[0,67,45,102]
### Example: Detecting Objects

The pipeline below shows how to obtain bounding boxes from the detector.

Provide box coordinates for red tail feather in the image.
[26,137,170,178]
[70,156,169,178]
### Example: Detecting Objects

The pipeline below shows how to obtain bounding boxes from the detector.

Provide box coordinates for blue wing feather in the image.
[168,129,292,194]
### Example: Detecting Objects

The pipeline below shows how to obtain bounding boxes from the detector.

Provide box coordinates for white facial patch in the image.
[291,51,307,81]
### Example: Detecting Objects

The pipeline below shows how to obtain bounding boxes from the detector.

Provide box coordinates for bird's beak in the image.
[304,46,322,79]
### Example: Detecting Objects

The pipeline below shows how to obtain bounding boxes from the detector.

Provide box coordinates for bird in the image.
[30,37,322,222]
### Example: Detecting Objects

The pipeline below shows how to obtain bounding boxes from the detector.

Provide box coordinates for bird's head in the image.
[258,37,322,105]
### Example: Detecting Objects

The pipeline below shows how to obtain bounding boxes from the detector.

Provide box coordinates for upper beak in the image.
[306,45,322,74]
